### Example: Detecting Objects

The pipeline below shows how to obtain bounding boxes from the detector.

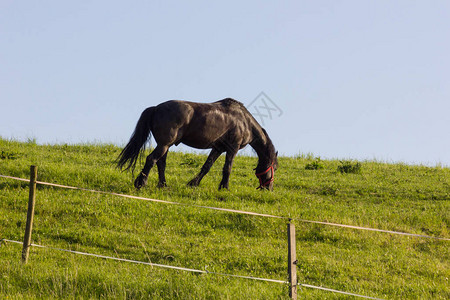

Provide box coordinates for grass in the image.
[0,137,449,299]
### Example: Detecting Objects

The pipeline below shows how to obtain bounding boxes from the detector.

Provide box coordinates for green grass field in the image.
[1,138,449,299]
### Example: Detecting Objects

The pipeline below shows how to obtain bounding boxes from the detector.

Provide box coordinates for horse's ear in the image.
[276,151,278,157]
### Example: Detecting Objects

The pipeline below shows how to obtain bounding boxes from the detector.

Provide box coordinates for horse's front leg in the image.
[219,150,237,190]
[135,145,168,189]
[188,148,222,187]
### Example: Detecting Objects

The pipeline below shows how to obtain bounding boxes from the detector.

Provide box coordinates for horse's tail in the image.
[117,106,156,171]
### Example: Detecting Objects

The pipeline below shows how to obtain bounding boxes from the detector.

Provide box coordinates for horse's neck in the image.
[250,128,272,165]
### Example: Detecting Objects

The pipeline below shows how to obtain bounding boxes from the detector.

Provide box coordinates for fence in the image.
[1,166,448,299]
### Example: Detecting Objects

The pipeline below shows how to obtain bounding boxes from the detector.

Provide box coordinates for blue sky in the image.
[1,1,449,166]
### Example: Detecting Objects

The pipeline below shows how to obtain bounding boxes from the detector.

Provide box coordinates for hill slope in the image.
[1,138,449,299]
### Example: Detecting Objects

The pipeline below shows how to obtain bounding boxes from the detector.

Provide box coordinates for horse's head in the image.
[255,152,278,191]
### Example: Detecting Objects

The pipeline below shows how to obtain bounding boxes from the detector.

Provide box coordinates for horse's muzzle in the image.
[256,164,274,191]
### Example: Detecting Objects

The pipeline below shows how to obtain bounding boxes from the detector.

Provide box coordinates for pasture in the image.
[0,138,449,299]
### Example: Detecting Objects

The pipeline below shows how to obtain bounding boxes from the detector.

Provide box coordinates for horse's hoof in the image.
[157,182,167,188]
[218,183,229,190]
[134,174,148,189]
[187,179,199,187]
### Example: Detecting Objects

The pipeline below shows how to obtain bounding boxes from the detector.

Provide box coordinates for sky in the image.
[1,1,449,166]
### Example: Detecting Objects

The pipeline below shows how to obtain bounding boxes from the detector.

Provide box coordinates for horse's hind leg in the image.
[188,148,222,187]
[156,151,168,188]
[135,145,169,189]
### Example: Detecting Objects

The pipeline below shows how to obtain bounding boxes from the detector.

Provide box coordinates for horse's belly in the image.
[179,139,212,149]
[179,132,221,149]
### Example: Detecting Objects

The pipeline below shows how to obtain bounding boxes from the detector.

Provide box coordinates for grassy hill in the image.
[0,138,449,299]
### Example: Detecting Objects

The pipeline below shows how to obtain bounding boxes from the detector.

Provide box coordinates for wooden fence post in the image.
[288,222,298,299]
[22,165,37,263]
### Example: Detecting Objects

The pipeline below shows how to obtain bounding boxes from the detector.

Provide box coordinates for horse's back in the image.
[153,100,195,124]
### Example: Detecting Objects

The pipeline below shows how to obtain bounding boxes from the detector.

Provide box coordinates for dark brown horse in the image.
[117,98,278,190]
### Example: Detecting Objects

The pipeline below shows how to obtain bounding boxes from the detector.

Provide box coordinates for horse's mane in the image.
[216,98,245,108]
[260,128,277,162]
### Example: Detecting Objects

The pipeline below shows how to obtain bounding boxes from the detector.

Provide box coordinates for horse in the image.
[117,98,278,191]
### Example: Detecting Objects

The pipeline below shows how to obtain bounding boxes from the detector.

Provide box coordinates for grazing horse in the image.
[117,98,278,190]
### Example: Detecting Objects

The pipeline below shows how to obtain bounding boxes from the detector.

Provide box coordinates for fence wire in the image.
[1,174,448,241]
[1,239,383,300]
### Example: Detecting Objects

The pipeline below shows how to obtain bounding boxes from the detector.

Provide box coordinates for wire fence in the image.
[2,171,448,298]
[1,239,382,300]
[1,174,448,241]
